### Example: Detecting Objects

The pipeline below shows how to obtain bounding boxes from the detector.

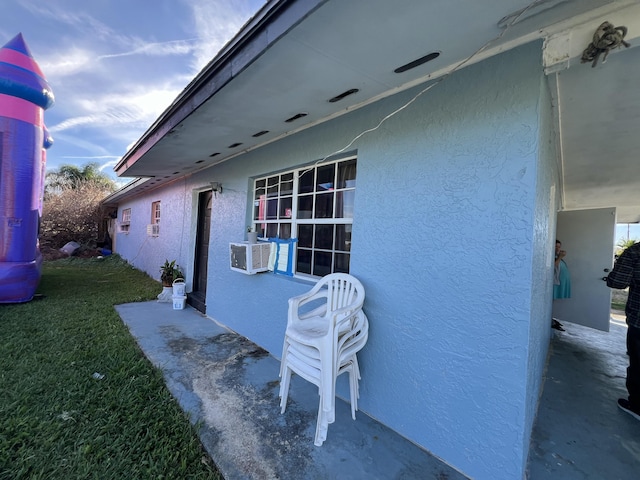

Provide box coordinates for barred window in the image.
[251,156,356,277]
[122,208,131,224]
[151,201,160,225]
[120,208,131,233]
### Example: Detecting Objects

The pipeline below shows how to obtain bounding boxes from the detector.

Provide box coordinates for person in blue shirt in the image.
[552,240,571,331]
[554,240,571,300]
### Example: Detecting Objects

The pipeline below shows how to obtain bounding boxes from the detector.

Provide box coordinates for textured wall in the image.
[115,179,197,286]
[521,73,559,474]
[115,41,552,480]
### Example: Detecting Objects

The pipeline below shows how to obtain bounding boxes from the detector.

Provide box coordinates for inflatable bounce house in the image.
[0,33,54,303]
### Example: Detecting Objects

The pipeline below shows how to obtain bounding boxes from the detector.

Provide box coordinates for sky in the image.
[616,223,640,244]
[0,0,265,185]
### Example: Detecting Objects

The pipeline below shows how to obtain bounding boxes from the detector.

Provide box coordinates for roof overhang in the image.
[111,0,640,223]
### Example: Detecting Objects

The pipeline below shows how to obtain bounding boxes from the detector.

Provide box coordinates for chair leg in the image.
[279,338,290,378]
[279,366,293,413]
[348,365,358,420]
[314,402,329,447]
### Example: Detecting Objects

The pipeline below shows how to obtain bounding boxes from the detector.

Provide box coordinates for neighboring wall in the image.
[115,41,552,480]
[114,178,197,286]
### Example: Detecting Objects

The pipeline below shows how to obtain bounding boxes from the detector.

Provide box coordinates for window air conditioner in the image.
[230,242,271,274]
[147,224,160,237]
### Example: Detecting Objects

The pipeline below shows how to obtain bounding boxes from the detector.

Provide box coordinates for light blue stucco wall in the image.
[115,41,554,480]
[522,73,559,472]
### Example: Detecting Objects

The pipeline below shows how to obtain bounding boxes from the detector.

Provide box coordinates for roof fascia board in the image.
[101,178,152,206]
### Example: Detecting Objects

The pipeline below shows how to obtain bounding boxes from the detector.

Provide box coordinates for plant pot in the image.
[157,286,173,303]
[247,232,258,244]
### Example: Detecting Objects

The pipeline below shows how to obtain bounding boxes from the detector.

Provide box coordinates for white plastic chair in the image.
[278,273,367,446]
[281,310,368,417]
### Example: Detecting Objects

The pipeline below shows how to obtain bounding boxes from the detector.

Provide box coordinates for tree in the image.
[616,238,639,257]
[45,162,116,196]
[40,163,118,252]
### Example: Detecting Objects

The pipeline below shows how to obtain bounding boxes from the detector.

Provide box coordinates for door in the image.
[552,208,616,331]
[188,190,212,314]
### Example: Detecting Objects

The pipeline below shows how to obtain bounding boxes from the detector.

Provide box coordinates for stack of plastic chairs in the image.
[278,273,367,446]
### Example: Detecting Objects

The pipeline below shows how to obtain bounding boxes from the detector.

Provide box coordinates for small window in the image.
[151,201,161,225]
[119,208,131,233]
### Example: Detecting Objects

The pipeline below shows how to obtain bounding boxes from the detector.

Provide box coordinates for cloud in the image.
[49,83,184,133]
[99,38,197,60]
[38,47,96,77]
[40,39,197,79]
[187,0,263,73]
[19,1,131,48]
[60,155,121,173]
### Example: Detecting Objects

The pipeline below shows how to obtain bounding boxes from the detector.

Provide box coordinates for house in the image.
[102,1,640,478]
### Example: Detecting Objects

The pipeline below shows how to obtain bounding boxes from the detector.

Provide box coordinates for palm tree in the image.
[616,238,638,257]
[46,162,116,195]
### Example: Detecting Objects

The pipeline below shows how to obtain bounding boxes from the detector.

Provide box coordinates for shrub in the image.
[40,180,114,251]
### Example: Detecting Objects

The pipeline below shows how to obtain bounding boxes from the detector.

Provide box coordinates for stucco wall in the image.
[521,74,559,474]
[115,41,552,480]
[114,178,197,285]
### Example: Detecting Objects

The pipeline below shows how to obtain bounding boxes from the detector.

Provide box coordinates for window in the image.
[151,201,161,224]
[252,156,356,277]
[120,208,131,233]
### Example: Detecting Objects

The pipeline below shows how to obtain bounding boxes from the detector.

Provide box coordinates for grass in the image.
[0,256,221,480]
[611,289,629,312]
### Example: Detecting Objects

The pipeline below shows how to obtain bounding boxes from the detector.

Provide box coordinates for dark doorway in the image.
[188,190,212,313]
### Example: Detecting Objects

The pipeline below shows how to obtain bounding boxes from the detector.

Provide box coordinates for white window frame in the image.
[251,155,356,277]
[120,208,131,233]
[151,201,161,225]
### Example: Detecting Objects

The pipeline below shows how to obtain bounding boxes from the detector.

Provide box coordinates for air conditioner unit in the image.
[230,242,271,274]
[147,224,160,237]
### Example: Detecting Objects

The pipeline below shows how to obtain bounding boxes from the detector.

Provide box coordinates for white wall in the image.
[115,41,554,480]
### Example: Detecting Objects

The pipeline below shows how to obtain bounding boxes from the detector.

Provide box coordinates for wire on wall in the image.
[296,0,546,179]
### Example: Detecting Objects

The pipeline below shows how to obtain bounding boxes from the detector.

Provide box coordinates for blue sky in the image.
[616,223,640,244]
[0,0,264,184]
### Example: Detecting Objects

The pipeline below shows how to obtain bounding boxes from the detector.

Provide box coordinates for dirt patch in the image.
[40,244,104,261]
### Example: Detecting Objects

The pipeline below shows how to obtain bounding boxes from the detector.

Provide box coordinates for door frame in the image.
[188,189,212,314]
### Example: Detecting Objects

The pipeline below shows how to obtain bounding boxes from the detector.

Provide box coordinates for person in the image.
[554,240,571,299]
[606,241,640,421]
[552,240,571,330]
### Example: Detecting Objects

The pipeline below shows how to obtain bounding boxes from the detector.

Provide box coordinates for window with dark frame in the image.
[251,156,356,277]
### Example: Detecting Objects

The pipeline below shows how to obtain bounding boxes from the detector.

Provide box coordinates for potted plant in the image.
[160,259,183,286]
[158,259,183,302]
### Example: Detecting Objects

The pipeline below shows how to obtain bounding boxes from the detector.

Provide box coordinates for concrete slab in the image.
[528,316,640,479]
[116,302,468,480]
[116,302,640,479]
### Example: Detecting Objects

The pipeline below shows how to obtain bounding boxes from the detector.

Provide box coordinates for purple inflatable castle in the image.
[0,33,54,303]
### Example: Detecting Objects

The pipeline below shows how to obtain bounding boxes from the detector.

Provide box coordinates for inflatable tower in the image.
[0,33,54,302]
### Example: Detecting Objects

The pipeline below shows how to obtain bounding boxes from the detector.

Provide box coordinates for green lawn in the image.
[0,256,221,480]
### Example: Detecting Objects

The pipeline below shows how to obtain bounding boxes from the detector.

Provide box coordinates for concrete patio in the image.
[116,302,640,479]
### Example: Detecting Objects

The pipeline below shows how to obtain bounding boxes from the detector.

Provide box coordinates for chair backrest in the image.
[322,273,365,313]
